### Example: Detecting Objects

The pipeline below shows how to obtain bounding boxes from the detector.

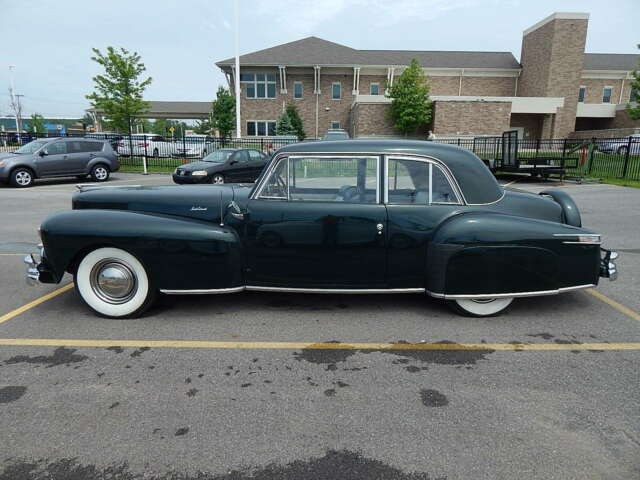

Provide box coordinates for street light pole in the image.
[234,0,241,139]
[8,65,21,135]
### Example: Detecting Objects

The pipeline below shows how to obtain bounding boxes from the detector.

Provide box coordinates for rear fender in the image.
[40,209,243,290]
[427,212,599,296]
[539,189,581,227]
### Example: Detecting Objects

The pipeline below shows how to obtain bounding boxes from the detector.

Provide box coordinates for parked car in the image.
[85,133,124,151]
[598,134,640,155]
[173,135,216,158]
[0,138,118,187]
[117,134,172,157]
[172,148,269,184]
[25,139,617,318]
[322,129,350,141]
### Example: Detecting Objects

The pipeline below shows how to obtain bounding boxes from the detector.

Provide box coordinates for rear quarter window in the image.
[82,142,105,153]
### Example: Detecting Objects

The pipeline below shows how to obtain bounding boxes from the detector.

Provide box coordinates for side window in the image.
[84,141,105,152]
[259,157,288,200]
[288,157,378,203]
[387,158,459,205]
[248,150,263,161]
[46,142,67,155]
[67,141,84,153]
[235,150,249,162]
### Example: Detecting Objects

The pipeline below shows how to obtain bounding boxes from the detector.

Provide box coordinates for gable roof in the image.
[584,53,639,71]
[216,36,520,70]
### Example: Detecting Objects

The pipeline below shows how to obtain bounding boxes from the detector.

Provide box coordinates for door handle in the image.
[376,223,384,235]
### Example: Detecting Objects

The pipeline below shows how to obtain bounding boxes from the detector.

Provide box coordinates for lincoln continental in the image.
[25,140,618,318]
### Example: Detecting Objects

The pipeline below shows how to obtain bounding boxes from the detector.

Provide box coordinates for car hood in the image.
[0,152,19,161]
[72,184,253,223]
[177,161,225,172]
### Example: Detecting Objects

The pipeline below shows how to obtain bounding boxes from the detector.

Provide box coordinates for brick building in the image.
[215,12,639,139]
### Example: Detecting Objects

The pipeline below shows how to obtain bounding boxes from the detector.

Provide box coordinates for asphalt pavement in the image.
[0,173,638,479]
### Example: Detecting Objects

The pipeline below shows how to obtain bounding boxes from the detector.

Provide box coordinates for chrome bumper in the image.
[24,243,44,286]
[600,248,619,281]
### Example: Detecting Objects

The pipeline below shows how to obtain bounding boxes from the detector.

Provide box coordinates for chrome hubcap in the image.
[95,167,107,180]
[16,171,31,185]
[213,176,224,184]
[90,259,137,304]
[471,298,496,304]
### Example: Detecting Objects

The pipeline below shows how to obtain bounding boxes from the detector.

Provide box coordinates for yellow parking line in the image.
[0,283,74,325]
[503,179,519,187]
[586,288,640,323]
[0,338,637,351]
[0,253,29,256]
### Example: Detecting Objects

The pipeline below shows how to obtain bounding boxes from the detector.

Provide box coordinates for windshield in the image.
[203,150,233,163]
[14,140,48,154]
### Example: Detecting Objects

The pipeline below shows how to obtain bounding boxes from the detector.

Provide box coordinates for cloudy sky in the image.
[0,0,637,118]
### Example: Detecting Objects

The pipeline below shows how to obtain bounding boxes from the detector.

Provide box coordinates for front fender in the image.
[427,212,600,296]
[40,209,243,290]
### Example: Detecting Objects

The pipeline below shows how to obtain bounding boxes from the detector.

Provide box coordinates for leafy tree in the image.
[627,44,640,120]
[86,47,152,133]
[285,104,305,140]
[211,86,235,138]
[81,113,95,130]
[152,118,169,135]
[385,58,432,135]
[29,113,46,133]
[193,118,213,135]
[275,111,297,136]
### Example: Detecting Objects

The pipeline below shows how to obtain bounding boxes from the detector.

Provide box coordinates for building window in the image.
[602,87,613,104]
[631,88,639,103]
[293,82,303,99]
[247,121,276,136]
[331,121,341,129]
[332,82,341,100]
[240,73,277,99]
[578,86,585,103]
[370,83,380,95]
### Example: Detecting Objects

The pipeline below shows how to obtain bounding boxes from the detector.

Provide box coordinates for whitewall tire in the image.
[450,297,513,317]
[75,247,156,318]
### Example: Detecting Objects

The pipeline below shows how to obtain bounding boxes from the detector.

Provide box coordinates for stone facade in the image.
[518,16,588,138]
[570,127,640,139]
[432,101,511,136]
[351,103,396,137]
[509,113,544,139]
[579,78,634,105]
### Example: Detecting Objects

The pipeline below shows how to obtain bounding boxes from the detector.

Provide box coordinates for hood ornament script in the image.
[190,206,207,211]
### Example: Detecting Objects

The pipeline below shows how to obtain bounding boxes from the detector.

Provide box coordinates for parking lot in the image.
[0,173,639,479]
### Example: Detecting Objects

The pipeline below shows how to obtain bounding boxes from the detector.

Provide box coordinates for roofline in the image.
[215,63,521,71]
[523,12,589,36]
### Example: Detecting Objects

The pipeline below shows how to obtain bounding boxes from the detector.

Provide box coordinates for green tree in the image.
[626,44,640,120]
[29,113,46,133]
[275,111,297,136]
[86,47,152,133]
[152,118,169,135]
[285,104,305,140]
[193,117,213,135]
[385,58,432,135]
[211,87,235,138]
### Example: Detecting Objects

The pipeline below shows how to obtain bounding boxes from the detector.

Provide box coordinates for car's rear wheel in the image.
[617,146,628,155]
[448,297,513,317]
[10,167,34,188]
[153,148,159,158]
[212,173,225,184]
[74,247,156,318]
[90,164,110,182]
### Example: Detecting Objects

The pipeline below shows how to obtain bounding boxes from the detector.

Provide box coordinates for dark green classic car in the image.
[25,140,618,318]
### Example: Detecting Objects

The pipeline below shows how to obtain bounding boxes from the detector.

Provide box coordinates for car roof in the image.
[275,139,502,204]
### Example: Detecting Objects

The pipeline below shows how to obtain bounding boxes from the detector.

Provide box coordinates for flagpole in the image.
[234,0,241,139]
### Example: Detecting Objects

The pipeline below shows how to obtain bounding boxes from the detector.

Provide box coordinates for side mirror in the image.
[226,201,245,220]
[229,159,238,165]
[38,150,47,157]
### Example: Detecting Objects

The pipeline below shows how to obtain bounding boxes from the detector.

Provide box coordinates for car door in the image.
[245,154,387,288]
[226,150,251,182]
[64,140,92,174]
[384,156,463,288]
[247,149,268,181]
[37,141,68,176]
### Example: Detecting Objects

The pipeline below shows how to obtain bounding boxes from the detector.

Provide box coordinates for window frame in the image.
[370,83,380,95]
[602,86,613,104]
[383,155,463,205]
[241,72,277,99]
[246,120,277,137]
[578,86,586,103]
[331,82,341,100]
[293,81,303,99]
[330,121,341,129]
[253,154,380,204]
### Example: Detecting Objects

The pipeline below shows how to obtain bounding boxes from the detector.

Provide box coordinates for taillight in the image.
[117,142,124,147]
[139,142,149,147]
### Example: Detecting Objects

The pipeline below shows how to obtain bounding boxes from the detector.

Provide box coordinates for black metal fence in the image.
[1,131,639,180]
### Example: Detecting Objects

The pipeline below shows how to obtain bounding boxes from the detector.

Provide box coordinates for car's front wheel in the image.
[617,146,628,155]
[10,167,35,188]
[448,297,513,317]
[90,164,110,182]
[212,173,225,184]
[75,247,156,318]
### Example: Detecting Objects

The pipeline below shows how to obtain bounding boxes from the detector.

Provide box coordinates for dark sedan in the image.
[173,148,269,184]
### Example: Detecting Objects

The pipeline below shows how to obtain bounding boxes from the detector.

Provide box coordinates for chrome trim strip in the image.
[563,241,602,245]
[427,284,595,300]
[246,286,426,294]
[553,233,601,237]
[160,287,245,295]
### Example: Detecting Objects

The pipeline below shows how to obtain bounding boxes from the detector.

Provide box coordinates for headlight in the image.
[191,170,208,176]
[0,160,5,167]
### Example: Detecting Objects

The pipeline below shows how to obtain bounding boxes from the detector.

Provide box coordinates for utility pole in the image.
[8,65,22,135]
[234,0,241,139]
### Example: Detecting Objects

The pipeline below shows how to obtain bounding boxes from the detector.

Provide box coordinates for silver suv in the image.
[0,138,119,187]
